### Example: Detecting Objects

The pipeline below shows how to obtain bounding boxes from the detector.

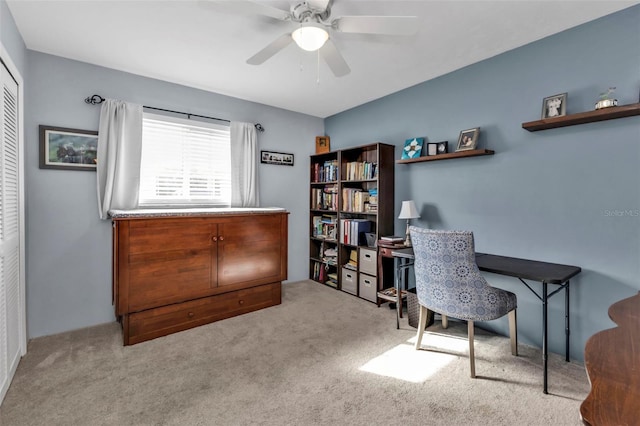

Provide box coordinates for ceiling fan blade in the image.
[307,0,331,12]
[320,39,350,77]
[247,33,293,65]
[333,16,419,35]
[201,1,291,21]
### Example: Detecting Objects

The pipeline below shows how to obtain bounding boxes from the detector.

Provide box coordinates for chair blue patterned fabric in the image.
[410,226,518,378]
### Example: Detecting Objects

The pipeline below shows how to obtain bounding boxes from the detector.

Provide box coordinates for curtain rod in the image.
[84,94,265,132]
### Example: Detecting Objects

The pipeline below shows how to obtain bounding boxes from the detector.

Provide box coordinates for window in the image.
[139,113,231,207]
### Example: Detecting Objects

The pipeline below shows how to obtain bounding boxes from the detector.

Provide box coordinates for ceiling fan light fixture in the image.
[292,24,329,51]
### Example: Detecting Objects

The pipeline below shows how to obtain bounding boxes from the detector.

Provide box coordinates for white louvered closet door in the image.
[0,60,22,404]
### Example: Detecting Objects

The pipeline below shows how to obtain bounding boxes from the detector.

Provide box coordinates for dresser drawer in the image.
[125,282,281,345]
[378,246,396,257]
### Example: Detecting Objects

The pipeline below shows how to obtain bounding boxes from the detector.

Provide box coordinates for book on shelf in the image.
[326,272,338,288]
[311,185,338,210]
[347,249,358,268]
[313,214,337,239]
[340,219,372,246]
[313,159,338,183]
[344,161,377,181]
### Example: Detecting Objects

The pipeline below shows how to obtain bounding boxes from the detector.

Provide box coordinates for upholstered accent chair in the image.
[409,227,518,378]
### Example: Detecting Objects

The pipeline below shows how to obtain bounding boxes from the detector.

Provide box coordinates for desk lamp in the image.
[398,200,420,246]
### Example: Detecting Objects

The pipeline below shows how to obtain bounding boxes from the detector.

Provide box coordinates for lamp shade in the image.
[292,24,329,52]
[398,200,420,219]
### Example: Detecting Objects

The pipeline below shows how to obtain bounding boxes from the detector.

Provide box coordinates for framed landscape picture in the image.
[39,125,98,171]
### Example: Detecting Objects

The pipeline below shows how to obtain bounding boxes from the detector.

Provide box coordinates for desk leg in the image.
[565,280,570,362]
[397,258,403,319]
[395,257,400,329]
[542,281,548,394]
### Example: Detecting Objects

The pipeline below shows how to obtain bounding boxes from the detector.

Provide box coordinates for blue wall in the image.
[0,0,26,74]
[325,6,640,361]
[25,52,323,338]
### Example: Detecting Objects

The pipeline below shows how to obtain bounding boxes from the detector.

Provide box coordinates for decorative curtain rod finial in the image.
[85,94,105,105]
[255,123,265,132]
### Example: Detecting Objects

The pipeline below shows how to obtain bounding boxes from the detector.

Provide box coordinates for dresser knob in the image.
[188,312,195,318]
[238,299,244,305]
[211,236,217,242]
[219,236,225,241]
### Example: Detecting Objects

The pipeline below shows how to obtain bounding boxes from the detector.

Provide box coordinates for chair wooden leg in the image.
[415,305,428,350]
[509,309,518,356]
[442,314,448,329]
[468,320,476,378]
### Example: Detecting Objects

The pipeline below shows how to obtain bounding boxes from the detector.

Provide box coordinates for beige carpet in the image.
[0,280,590,425]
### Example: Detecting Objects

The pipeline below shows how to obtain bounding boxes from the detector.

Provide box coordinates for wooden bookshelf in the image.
[396,149,494,164]
[309,143,395,302]
[522,102,640,132]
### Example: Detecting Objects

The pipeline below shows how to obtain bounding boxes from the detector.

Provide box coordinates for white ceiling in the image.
[7,0,638,118]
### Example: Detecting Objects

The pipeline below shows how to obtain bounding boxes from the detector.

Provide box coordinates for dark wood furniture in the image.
[309,143,395,301]
[395,148,494,164]
[376,245,413,329]
[522,102,640,132]
[580,292,640,426]
[112,210,288,345]
[379,248,581,393]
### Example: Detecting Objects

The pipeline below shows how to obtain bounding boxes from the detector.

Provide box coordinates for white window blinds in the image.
[139,113,231,207]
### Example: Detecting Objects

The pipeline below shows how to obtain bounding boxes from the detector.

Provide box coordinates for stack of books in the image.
[366,188,378,213]
[344,249,358,270]
[326,272,338,288]
[322,247,337,266]
[312,215,337,240]
[379,235,405,245]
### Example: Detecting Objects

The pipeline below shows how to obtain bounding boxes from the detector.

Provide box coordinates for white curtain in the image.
[230,122,259,207]
[96,99,143,219]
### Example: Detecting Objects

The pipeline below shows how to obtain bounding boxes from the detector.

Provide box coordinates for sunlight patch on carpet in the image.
[359,333,467,383]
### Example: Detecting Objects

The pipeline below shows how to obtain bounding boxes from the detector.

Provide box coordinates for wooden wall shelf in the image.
[396,149,494,164]
[522,102,640,132]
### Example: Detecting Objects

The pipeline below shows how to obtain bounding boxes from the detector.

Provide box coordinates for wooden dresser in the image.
[580,292,640,425]
[111,208,288,345]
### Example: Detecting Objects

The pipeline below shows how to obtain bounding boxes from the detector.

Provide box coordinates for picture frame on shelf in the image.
[427,141,448,156]
[401,137,424,159]
[39,125,98,171]
[315,136,330,154]
[261,150,294,166]
[455,128,479,152]
[541,93,567,119]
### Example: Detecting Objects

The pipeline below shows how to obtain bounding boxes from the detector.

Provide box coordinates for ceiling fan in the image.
[216,0,419,77]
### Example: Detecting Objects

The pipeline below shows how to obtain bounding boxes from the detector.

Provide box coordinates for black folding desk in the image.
[387,249,581,394]
[474,253,581,394]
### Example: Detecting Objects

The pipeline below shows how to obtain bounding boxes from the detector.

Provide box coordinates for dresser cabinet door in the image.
[125,219,215,311]
[217,214,285,288]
